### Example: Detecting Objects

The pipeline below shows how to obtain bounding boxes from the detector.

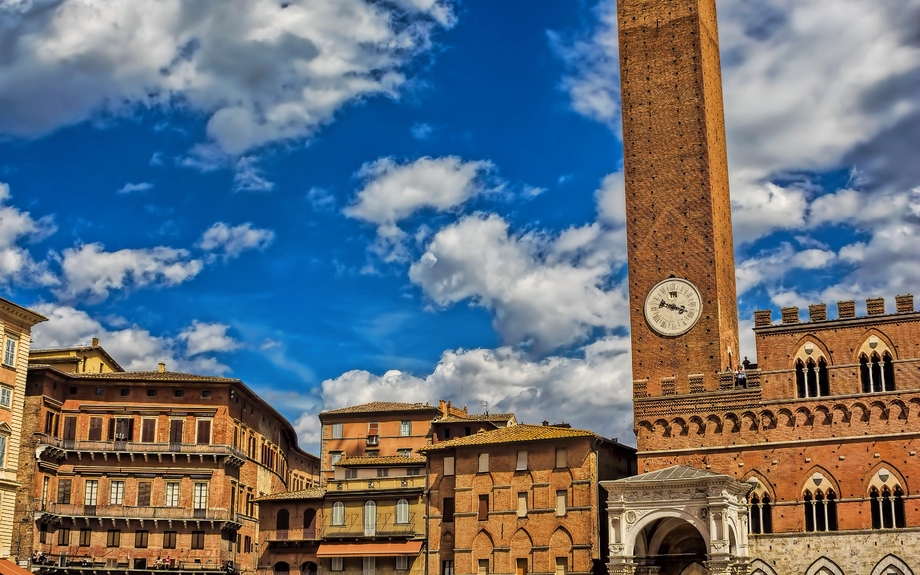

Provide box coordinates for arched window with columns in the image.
[869,468,906,529]
[803,473,837,532]
[748,479,773,535]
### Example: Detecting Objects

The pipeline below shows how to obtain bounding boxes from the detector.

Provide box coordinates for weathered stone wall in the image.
[750,530,920,574]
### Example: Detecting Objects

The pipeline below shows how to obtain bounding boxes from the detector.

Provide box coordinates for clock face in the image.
[644,278,703,336]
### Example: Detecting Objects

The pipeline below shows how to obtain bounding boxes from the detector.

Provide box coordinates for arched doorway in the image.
[301,562,317,575]
[634,518,707,575]
[274,562,290,575]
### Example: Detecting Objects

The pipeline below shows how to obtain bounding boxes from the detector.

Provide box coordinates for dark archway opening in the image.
[634,518,707,575]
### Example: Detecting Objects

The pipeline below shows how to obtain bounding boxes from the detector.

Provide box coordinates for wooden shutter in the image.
[197,420,211,444]
[63,417,76,441]
[170,419,184,444]
[478,495,488,520]
[107,418,116,441]
[89,417,103,441]
[141,419,155,443]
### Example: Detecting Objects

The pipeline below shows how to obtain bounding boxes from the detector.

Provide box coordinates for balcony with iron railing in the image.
[38,502,243,526]
[37,435,246,466]
[322,513,420,540]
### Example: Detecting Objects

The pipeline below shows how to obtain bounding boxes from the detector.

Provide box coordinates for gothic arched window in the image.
[883,352,896,391]
[818,358,829,396]
[806,359,818,398]
[870,469,906,529]
[796,361,806,398]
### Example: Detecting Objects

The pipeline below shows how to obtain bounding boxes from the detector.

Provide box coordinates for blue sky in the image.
[2,0,920,452]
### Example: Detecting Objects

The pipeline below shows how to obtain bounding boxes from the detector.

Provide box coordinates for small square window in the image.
[146,389,156,397]
[331,558,344,571]
[120,388,129,397]
[377,468,389,477]
[398,448,412,457]
[95,387,104,396]
[201,390,211,398]
[396,557,408,571]
[163,531,177,549]
[69,386,78,395]
[174,389,184,398]
[345,468,358,479]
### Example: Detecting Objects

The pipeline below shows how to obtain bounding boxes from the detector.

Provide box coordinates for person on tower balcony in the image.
[742,356,752,370]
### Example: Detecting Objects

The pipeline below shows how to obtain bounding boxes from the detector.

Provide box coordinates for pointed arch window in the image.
[796,358,829,398]
[870,469,906,529]
[803,488,837,532]
[818,358,829,396]
[749,493,772,534]
[796,361,806,398]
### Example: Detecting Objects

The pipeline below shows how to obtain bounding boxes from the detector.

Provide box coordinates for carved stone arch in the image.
[852,402,871,423]
[688,416,705,436]
[890,399,909,420]
[802,465,841,496]
[777,408,795,427]
[866,462,909,493]
[792,334,832,366]
[671,417,689,437]
[795,406,814,427]
[705,414,723,433]
[870,554,914,575]
[654,419,671,438]
[624,509,710,555]
[814,405,832,426]
[804,556,846,575]
[760,410,777,430]
[741,411,758,431]
[856,328,898,361]
[870,400,890,421]
[832,403,850,425]
[749,559,779,575]
[724,413,741,433]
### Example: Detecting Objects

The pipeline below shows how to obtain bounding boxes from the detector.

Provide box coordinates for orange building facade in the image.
[12,351,319,574]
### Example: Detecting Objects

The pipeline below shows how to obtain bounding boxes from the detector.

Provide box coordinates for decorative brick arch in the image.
[749,559,778,575]
[801,465,841,497]
[866,462,909,493]
[792,335,832,366]
[804,556,846,575]
[855,328,898,362]
[742,472,775,500]
[870,554,914,575]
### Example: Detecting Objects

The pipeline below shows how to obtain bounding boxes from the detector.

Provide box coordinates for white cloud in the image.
[346,156,494,225]
[409,211,627,353]
[116,182,154,194]
[0,182,57,287]
[300,335,635,451]
[735,242,836,295]
[306,187,336,211]
[30,304,237,374]
[233,156,275,192]
[178,321,241,356]
[198,222,275,259]
[54,243,204,302]
[410,122,434,140]
[0,0,456,156]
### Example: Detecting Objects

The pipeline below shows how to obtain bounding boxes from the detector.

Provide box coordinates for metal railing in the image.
[34,555,236,573]
[42,502,241,522]
[39,436,246,459]
[262,527,319,542]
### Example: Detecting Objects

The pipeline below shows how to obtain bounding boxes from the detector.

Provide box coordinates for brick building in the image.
[12,348,319,574]
[419,424,636,575]
[609,0,920,573]
[0,297,46,559]
[255,487,324,575]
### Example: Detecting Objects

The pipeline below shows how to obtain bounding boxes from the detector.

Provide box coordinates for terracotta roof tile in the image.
[336,455,426,467]
[255,487,326,502]
[320,401,440,416]
[434,413,515,423]
[417,424,600,452]
[66,370,237,382]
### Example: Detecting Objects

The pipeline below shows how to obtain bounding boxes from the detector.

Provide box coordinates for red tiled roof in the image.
[320,401,440,417]
[417,424,600,452]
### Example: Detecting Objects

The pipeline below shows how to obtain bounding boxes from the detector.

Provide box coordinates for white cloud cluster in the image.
[345,156,495,263]
[0,0,455,155]
[295,335,635,451]
[198,222,276,259]
[409,205,627,353]
[0,182,57,287]
[31,304,239,374]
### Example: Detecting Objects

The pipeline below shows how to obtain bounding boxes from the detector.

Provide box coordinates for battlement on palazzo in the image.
[754,295,915,327]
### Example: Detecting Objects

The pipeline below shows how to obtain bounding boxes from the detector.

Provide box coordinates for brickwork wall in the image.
[427,438,622,575]
[619,0,739,403]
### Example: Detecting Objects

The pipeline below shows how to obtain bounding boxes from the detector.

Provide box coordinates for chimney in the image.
[157,362,166,373]
[92,337,99,347]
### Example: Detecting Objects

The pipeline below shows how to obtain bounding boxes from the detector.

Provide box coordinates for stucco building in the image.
[255,487,324,575]
[0,297,46,559]
[420,424,636,575]
[12,347,319,574]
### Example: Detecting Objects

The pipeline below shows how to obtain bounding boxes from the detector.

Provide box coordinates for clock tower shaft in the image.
[619,0,739,397]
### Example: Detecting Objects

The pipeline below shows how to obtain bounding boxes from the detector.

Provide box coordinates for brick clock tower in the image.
[620,0,739,440]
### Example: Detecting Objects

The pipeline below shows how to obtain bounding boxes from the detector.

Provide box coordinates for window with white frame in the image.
[165,482,180,507]
[516,450,527,471]
[363,557,375,575]
[194,483,209,510]
[478,453,489,473]
[0,386,11,409]
[400,421,411,436]
[0,434,7,468]
[332,502,345,525]
[396,557,408,571]
[3,337,16,367]
[364,501,377,536]
[330,452,343,466]
[396,499,409,524]
[109,480,124,505]
[330,558,344,572]
[84,480,98,506]
[331,423,343,439]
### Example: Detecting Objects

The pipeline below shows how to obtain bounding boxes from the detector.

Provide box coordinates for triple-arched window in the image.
[749,492,773,535]
[860,352,895,393]
[795,358,829,398]
[802,472,837,532]
[869,468,906,529]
